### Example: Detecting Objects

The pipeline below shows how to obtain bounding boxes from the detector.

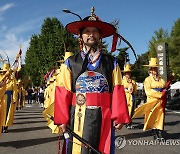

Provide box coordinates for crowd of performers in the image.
[1,7,170,154]
[41,7,169,154]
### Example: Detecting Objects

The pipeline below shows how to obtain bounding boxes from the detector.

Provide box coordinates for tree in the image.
[132,52,149,82]
[115,47,129,70]
[132,28,170,82]
[25,35,42,86]
[169,18,180,80]
[24,17,78,86]
[148,28,169,58]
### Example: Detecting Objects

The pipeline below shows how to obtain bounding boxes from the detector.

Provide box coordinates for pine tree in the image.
[24,17,78,86]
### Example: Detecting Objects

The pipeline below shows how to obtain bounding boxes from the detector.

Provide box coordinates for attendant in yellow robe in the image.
[43,52,73,134]
[122,64,137,129]
[132,58,166,141]
[16,80,21,110]
[43,81,50,109]
[22,86,26,108]
[43,74,59,134]
[0,63,18,133]
[16,80,24,110]
[0,71,8,136]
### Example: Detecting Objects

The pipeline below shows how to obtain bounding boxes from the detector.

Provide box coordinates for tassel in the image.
[111,33,118,52]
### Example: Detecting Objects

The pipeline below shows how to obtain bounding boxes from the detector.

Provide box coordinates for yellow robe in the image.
[43,76,61,134]
[133,75,165,131]
[17,86,21,109]
[0,77,7,136]
[122,76,137,117]
[44,85,50,109]
[22,87,26,107]
[2,76,18,127]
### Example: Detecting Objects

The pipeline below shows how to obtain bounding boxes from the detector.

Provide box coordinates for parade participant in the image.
[122,64,137,129]
[0,68,8,136]
[21,84,26,108]
[27,86,33,104]
[0,85,6,136]
[43,81,50,109]
[132,58,166,141]
[47,77,55,108]
[17,80,24,110]
[43,76,59,134]
[16,80,21,110]
[0,63,18,133]
[54,7,130,154]
[43,51,73,134]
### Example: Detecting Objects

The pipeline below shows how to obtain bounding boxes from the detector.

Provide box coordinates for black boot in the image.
[126,123,135,129]
[3,126,8,133]
[152,129,159,140]
[157,129,165,141]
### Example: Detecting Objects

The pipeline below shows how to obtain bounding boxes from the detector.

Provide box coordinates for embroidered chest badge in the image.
[76,71,109,93]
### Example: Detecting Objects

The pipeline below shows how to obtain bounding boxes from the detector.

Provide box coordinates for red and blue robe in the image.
[54,52,130,154]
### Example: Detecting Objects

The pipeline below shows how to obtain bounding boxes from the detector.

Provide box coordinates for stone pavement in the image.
[0,103,179,154]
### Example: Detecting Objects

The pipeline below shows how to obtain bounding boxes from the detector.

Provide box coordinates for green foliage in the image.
[148,28,169,58]
[132,27,170,82]
[169,18,180,80]
[24,17,78,86]
[101,40,109,54]
[134,18,180,81]
[116,47,129,70]
[132,52,149,82]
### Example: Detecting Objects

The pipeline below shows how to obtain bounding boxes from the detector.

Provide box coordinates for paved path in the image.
[0,103,179,154]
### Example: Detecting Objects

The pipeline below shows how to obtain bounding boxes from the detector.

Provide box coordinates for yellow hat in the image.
[57,51,73,63]
[0,63,10,72]
[122,64,131,72]
[143,58,158,67]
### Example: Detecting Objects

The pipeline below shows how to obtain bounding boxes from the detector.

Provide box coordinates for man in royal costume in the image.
[54,7,130,154]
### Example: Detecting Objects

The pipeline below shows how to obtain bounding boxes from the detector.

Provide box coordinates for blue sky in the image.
[0,0,180,66]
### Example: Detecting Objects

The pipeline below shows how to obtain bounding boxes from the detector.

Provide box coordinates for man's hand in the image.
[114,122,124,130]
[58,124,67,132]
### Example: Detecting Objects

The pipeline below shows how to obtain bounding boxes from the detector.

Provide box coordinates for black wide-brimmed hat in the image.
[65,7,116,38]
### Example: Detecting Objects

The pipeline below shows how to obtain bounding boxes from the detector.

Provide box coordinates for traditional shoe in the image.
[152,129,159,140]
[157,129,165,141]
[126,124,135,129]
[3,129,8,133]
[3,127,8,133]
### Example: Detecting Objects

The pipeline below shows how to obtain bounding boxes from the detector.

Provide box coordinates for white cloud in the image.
[0,32,30,65]
[0,17,43,66]
[0,3,14,21]
[0,3,14,13]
